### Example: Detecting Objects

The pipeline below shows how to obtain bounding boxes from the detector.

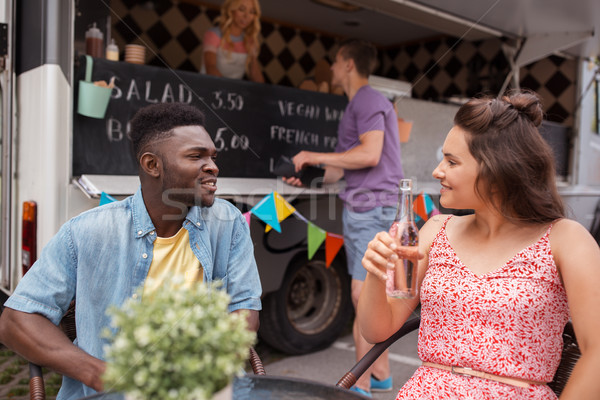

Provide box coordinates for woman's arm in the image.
[203,50,222,77]
[248,55,264,83]
[357,215,445,343]
[551,219,600,399]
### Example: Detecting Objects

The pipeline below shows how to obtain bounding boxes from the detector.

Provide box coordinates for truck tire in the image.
[258,250,353,354]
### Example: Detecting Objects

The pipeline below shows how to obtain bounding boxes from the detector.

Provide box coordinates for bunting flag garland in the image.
[426,194,441,217]
[240,191,346,265]
[265,191,297,233]
[97,189,435,267]
[99,192,117,205]
[96,188,344,265]
[325,233,344,268]
[249,192,281,232]
[307,222,327,260]
[414,192,440,223]
[243,211,251,227]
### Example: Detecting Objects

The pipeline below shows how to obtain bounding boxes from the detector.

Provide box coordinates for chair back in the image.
[336,316,420,389]
[590,199,600,245]
[548,321,580,396]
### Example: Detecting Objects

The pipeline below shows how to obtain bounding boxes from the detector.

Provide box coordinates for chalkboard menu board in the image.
[72,56,348,177]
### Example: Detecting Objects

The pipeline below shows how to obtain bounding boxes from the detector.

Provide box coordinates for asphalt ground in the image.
[263,330,420,399]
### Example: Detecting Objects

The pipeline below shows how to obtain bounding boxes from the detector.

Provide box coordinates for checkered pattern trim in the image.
[109,0,576,125]
[381,38,576,125]
[110,0,340,86]
[257,22,339,86]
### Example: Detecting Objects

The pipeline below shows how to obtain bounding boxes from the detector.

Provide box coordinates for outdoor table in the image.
[78,375,370,399]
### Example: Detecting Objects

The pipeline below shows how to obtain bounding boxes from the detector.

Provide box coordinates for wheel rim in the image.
[285,260,343,335]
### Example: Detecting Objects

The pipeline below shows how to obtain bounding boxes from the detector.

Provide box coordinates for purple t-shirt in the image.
[335,85,404,212]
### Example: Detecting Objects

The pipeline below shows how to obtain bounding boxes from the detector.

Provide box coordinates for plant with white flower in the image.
[102,279,255,400]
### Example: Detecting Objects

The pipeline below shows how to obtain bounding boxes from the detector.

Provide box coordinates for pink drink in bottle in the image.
[386,179,419,298]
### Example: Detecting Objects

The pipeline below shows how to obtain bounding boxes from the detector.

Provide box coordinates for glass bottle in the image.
[386,179,419,298]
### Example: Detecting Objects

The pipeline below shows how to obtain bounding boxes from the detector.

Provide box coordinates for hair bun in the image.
[504,91,543,127]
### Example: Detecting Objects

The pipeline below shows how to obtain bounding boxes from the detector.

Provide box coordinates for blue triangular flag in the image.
[424,193,434,214]
[99,192,117,206]
[250,193,281,233]
[423,193,440,217]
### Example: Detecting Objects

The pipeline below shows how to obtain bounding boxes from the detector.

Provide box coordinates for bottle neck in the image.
[395,188,414,223]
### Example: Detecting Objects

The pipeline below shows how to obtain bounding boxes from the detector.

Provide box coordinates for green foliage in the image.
[46,384,61,396]
[47,373,63,385]
[102,280,255,400]
[7,387,29,396]
[4,366,20,374]
[0,371,12,384]
[13,358,28,366]
[0,350,14,357]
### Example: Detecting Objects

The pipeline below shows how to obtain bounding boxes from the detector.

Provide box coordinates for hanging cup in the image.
[77,55,112,119]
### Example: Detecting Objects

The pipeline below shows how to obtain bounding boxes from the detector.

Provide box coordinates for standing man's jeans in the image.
[342,206,396,281]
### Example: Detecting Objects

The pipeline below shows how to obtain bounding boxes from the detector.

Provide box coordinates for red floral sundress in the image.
[397,216,569,399]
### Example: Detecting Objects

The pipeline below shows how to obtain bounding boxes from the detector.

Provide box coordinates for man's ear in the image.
[139,152,161,178]
[345,58,354,73]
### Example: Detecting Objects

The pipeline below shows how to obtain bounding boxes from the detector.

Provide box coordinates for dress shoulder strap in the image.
[441,215,453,229]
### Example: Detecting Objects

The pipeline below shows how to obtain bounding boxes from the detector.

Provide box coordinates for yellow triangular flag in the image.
[265,191,297,233]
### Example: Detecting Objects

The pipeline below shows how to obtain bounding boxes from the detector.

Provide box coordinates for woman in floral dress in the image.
[358,90,600,399]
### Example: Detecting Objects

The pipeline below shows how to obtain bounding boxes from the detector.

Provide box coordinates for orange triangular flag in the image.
[325,232,344,268]
[414,192,428,222]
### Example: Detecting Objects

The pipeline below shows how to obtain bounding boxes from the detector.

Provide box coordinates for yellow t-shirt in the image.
[142,227,203,298]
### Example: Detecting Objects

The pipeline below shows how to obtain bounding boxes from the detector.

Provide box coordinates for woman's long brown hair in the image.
[453,90,565,224]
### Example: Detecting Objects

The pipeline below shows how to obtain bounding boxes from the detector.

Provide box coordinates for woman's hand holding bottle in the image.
[362,179,421,299]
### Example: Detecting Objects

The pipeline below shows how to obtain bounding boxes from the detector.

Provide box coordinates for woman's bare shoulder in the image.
[551,218,591,237]
[420,214,451,244]
[550,218,599,260]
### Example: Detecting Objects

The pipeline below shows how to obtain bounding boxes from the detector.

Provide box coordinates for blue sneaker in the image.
[349,386,372,398]
[370,375,393,392]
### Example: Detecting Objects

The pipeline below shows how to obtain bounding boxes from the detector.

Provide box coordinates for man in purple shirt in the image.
[286,39,404,396]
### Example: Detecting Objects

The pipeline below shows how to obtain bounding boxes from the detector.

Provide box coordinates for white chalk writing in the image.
[270,125,320,147]
[277,100,321,120]
[111,79,193,104]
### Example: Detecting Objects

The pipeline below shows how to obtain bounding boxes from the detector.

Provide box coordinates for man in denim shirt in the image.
[0,103,262,399]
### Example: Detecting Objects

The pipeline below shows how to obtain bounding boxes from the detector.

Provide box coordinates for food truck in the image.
[1,0,599,354]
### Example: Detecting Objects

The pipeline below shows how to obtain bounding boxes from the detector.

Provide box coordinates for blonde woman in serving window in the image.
[202,0,264,83]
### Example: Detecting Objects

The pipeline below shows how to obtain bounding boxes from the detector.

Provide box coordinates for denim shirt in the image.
[5,188,262,399]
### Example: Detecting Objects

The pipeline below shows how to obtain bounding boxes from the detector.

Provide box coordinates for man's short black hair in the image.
[129,102,206,163]
[338,38,378,78]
